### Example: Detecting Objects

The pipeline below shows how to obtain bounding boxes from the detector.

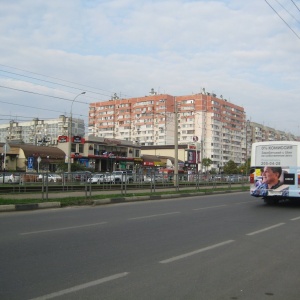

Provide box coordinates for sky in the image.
[1,0,300,135]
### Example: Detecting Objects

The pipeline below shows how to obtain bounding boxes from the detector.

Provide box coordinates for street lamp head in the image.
[81,92,86,95]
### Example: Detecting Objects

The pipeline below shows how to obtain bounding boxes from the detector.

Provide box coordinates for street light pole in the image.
[67,92,86,173]
[174,97,179,189]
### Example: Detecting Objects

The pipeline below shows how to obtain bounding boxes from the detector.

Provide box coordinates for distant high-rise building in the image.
[89,90,246,170]
[0,115,85,146]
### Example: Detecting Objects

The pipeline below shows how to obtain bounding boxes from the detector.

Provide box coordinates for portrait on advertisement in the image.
[251,166,289,197]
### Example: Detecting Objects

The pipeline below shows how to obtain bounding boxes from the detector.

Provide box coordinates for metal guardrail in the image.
[0,172,249,201]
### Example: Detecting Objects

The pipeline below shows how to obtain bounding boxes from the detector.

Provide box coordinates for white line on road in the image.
[193,205,227,210]
[159,240,235,264]
[246,223,285,236]
[29,272,129,300]
[290,216,300,221]
[20,222,107,235]
[128,212,180,220]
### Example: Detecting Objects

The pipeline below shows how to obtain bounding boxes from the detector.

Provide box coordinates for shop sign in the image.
[73,136,82,143]
[58,135,68,143]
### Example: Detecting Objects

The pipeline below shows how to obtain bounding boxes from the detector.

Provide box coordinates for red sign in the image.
[58,135,68,143]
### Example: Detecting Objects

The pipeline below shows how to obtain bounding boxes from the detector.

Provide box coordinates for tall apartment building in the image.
[248,121,299,143]
[89,90,246,170]
[0,115,85,146]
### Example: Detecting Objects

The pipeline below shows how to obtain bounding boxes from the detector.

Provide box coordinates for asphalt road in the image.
[1,192,300,300]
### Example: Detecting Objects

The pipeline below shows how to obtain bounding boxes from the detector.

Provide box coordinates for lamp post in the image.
[174,97,179,189]
[67,92,86,173]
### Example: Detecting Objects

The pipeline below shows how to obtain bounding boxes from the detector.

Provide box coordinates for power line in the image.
[0,63,132,98]
[274,0,300,24]
[265,0,300,39]
[0,98,68,115]
[0,85,90,121]
[0,69,112,99]
[0,84,89,105]
[291,0,300,12]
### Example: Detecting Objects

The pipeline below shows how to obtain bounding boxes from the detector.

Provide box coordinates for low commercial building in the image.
[0,143,65,172]
[56,135,142,172]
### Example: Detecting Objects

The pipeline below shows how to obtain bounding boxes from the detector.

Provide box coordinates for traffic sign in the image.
[28,157,34,170]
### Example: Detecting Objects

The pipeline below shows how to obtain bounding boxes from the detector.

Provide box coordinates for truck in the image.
[250,141,300,204]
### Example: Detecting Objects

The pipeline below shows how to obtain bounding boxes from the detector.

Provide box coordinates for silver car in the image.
[87,174,107,184]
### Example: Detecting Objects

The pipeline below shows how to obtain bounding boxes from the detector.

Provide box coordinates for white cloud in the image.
[0,0,300,135]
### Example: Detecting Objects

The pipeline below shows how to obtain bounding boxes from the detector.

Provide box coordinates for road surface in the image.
[1,192,300,299]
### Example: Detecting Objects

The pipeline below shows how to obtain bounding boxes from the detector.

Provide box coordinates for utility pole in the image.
[174,97,179,189]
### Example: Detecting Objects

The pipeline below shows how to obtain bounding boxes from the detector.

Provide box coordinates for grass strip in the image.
[0,186,249,207]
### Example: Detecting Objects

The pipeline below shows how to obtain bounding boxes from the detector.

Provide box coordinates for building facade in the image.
[0,115,85,146]
[56,135,142,172]
[247,121,298,144]
[89,90,246,171]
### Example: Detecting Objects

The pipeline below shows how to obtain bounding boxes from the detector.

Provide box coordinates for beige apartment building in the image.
[89,90,246,171]
[247,121,298,143]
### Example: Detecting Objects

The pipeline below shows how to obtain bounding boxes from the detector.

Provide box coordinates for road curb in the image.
[0,202,61,212]
[0,189,246,212]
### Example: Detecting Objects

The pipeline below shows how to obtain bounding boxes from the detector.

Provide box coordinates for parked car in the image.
[110,171,133,183]
[226,175,242,182]
[0,173,21,184]
[38,173,62,183]
[87,174,108,184]
[72,171,92,182]
[144,174,164,183]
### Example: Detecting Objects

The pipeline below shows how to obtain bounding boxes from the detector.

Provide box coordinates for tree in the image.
[223,160,238,174]
[201,158,213,174]
[237,158,251,175]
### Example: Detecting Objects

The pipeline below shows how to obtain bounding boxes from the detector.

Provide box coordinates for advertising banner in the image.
[254,144,297,167]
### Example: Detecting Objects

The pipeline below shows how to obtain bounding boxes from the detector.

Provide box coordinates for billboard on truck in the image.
[250,141,300,203]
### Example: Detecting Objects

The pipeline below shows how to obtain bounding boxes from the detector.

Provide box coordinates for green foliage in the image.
[202,158,213,168]
[223,160,238,174]
[236,158,251,175]
[201,158,213,174]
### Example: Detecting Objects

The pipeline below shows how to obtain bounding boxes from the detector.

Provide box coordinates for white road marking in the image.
[128,212,180,220]
[159,240,235,264]
[193,205,227,210]
[29,272,129,300]
[290,216,300,221]
[20,222,107,235]
[246,223,285,236]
